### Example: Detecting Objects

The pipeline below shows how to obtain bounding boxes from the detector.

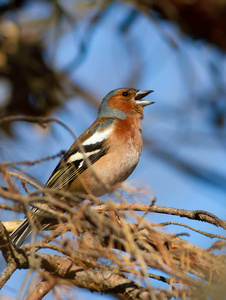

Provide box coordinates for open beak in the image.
[134,90,154,107]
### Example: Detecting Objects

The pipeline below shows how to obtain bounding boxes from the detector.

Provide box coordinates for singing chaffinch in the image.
[10,88,154,247]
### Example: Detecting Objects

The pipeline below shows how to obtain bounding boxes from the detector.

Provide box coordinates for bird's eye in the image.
[122,91,129,97]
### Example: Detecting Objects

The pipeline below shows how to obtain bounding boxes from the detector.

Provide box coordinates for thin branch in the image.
[0,222,27,288]
[94,204,226,229]
[159,221,226,240]
[0,116,77,139]
[3,202,226,234]
[4,170,44,190]
[2,220,25,233]
[0,203,23,213]
[26,279,55,300]
[0,262,17,290]
[0,151,65,168]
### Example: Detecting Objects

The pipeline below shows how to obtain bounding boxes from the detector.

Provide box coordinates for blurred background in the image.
[0,0,226,299]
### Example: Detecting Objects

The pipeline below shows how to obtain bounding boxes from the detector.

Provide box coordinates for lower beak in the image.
[134,90,155,107]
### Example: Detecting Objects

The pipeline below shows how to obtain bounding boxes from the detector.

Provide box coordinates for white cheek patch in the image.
[83,127,113,146]
[67,149,101,164]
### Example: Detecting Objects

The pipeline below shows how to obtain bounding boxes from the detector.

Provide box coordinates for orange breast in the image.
[68,115,143,197]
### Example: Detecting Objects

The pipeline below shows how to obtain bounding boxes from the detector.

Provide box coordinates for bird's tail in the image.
[10,218,33,247]
[10,207,54,247]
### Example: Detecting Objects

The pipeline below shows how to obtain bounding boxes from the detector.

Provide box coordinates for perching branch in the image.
[94,203,226,230]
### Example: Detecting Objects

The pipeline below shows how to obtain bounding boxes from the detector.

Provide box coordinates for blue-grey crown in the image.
[98,88,137,119]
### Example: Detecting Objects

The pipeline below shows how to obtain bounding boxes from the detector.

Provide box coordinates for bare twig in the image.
[26,279,55,300]
[94,204,226,229]
[0,222,27,288]
[159,221,226,240]
[0,151,65,168]
[0,116,77,139]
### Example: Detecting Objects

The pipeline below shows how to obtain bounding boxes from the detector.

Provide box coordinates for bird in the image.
[10,88,154,247]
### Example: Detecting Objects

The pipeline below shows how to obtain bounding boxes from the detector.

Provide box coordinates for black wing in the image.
[45,140,108,190]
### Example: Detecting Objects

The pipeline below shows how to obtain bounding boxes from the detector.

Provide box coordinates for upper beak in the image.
[134,90,155,107]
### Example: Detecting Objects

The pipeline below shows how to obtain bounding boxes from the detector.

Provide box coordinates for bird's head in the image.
[98,88,154,119]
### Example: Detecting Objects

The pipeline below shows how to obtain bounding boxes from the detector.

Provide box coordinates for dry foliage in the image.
[0,118,225,300]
